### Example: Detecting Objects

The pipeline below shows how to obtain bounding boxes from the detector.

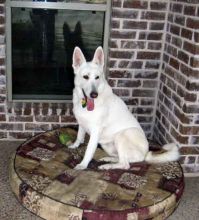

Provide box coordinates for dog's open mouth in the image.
[87,98,94,111]
[82,89,95,111]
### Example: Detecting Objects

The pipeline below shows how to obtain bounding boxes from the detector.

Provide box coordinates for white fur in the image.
[70,47,180,170]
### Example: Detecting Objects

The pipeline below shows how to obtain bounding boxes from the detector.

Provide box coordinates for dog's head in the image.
[72,46,106,99]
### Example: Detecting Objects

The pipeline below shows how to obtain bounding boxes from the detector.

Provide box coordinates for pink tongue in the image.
[87,98,94,111]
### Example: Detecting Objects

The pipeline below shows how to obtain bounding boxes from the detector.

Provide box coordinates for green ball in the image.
[59,133,72,145]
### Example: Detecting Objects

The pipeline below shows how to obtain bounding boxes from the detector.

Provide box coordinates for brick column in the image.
[0,0,6,139]
[154,0,199,175]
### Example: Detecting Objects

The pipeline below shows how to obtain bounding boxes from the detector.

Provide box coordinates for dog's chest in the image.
[73,103,106,132]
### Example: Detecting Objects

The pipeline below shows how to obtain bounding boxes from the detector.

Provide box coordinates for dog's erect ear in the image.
[63,22,71,37]
[72,47,86,72]
[92,46,104,68]
[74,21,82,35]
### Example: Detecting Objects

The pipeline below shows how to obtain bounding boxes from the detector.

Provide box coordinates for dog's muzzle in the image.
[90,91,98,99]
[81,89,95,111]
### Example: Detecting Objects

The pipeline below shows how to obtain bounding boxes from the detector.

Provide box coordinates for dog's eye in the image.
[95,76,99,80]
[83,75,89,80]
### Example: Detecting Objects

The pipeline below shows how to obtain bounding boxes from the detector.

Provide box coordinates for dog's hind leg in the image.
[98,154,130,170]
[99,136,130,170]
[100,142,118,156]
[99,157,119,163]
[99,143,119,162]
[99,128,147,170]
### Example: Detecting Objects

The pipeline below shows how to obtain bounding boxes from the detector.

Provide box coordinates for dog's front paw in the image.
[98,163,130,170]
[68,143,79,149]
[74,163,87,170]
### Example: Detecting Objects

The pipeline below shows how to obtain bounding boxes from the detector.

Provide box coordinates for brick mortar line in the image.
[111,78,159,81]
[112,18,166,25]
[114,18,165,26]
[114,88,158,93]
[137,10,141,22]
[114,87,158,92]
[109,58,161,61]
[188,135,192,145]
[110,58,162,61]
[104,67,160,71]
[109,68,158,72]
[113,66,159,70]
[112,9,168,13]
[111,27,165,32]
[110,37,163,41]
[110,42,163,46]
[116,6,167,12]
[110,44,162,47]
[119,86,157,91]
[1,113,156,118]
[110,48,163,51]
[136,112,156,115]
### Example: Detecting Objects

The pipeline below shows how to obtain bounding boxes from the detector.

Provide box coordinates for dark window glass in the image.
[11,7,104,100]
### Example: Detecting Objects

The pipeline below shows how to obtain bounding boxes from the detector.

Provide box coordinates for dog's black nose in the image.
[90,91,98,98]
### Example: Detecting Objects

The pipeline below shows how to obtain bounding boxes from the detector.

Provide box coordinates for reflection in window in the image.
[11,7,104,100]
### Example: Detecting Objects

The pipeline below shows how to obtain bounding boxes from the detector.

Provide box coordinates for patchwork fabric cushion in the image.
[9,128,184,220]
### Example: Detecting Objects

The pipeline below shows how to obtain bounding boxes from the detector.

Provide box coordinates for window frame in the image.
[6,0,111,103]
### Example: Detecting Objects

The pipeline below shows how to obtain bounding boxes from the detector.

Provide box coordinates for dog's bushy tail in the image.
[145,143,180,163]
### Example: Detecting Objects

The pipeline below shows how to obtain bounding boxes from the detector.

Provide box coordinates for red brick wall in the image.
[154,0,199,175]
[109,0,168,137]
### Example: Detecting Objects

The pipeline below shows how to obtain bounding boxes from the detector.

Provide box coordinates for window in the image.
[6,0,111,101]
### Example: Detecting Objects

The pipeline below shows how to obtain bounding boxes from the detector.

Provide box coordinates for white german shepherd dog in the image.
[69,46,179,170]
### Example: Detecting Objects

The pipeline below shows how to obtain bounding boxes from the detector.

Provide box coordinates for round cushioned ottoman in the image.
[9,128,184,220]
